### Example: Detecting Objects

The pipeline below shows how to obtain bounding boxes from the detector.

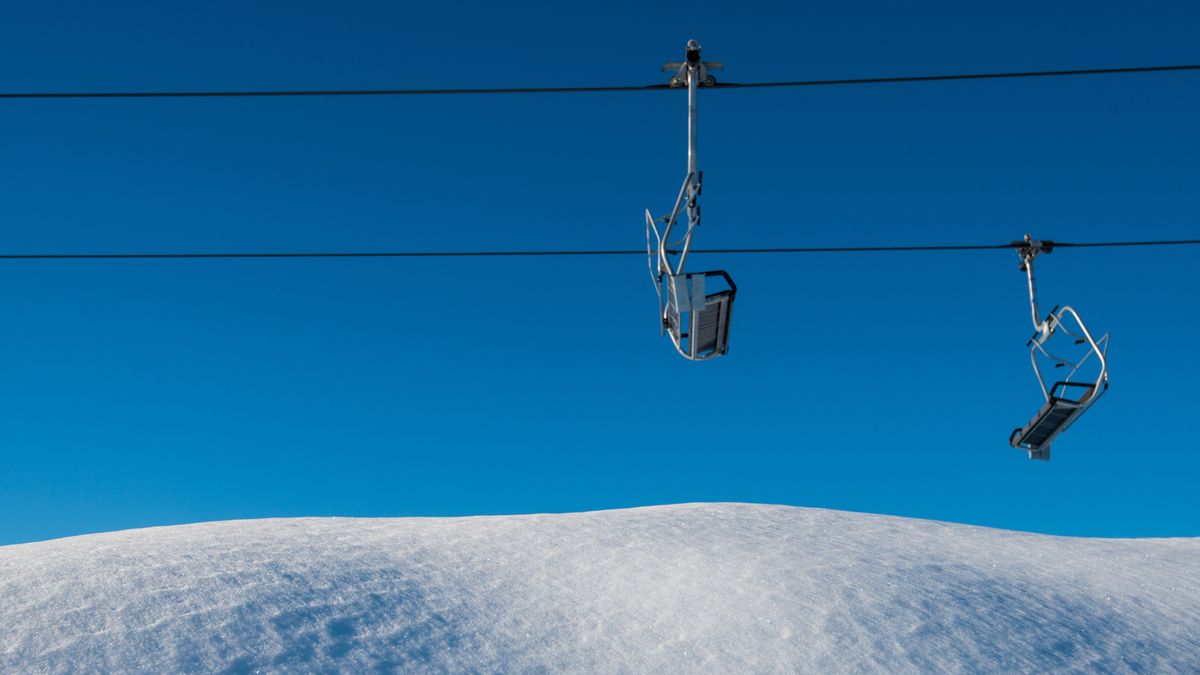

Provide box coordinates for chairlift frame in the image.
[645,39,737,360]
[1009,235,1110,460]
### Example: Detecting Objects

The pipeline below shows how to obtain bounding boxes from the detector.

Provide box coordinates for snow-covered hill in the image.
[2,504,1197,673]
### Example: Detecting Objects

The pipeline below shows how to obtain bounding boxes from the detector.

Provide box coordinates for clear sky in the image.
[1,0,1197,545]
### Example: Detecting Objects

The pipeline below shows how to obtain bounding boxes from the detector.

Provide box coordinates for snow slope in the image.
[2,504,1198,674]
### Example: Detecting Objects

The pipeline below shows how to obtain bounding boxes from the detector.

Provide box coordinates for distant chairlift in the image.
[1009,235,1110,460]
[645,40,737,361]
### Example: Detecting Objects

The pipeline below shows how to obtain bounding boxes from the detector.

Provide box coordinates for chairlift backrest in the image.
[664,271,736,360]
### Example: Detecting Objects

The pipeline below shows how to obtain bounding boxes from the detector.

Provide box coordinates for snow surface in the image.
[2,503,1198,674]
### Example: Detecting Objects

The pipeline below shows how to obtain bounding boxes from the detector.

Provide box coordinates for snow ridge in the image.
[2,503,1198,673]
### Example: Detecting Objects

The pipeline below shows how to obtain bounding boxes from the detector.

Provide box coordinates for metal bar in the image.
[1030,343,1051,400]
[688,63,698,190]
[1025,255,1044,334]
[657,172,695,276]
[675,59,701,275]
[1056,306,1109,394]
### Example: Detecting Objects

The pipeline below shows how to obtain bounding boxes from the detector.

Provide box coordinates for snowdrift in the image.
[2,503,1198,673]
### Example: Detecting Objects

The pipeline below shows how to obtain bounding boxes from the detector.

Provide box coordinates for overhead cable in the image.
[2,64,1197,100]
[0,84,670,100]
[2,239,1197,261]
[713,64,1200,91]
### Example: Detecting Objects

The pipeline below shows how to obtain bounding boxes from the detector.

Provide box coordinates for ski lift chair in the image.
[1008,237,1110,461]
[643,41,737,362]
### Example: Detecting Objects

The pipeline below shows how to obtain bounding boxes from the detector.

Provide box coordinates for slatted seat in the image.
[1010,382,1097,460]
[691,291,733,356]
[665,270,736,360]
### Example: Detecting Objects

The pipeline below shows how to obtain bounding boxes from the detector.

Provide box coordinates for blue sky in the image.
[1,0,1197,544]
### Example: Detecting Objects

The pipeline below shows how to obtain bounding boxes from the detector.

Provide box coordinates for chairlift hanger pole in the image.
[683,47,698,272]
[1017,234,1054,342]
[646,40,737,361]
[662,40,721,275]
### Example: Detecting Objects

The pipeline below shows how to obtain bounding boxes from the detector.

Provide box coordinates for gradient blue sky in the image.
[2,0,1197,544]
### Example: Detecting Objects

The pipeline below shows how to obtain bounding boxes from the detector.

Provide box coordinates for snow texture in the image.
[2,503,1198,674]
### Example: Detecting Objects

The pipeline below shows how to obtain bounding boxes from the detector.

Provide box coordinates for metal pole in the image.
[687,58,698,204]
[1025,257,1042,332]
[676,40,702,274]
[1016,234,1050,334]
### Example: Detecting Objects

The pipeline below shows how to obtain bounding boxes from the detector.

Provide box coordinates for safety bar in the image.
[1049,380,1096,401]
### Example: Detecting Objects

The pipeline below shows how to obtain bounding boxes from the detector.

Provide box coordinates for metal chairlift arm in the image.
[1016,235,1056,341]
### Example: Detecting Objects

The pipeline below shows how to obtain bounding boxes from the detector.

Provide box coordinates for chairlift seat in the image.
[691,290,733,355]
[1009,381,1097,460]
[665,270,736,360]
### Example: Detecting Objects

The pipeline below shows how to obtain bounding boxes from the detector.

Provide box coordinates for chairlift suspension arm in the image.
[662,40,721,276]
[1018,234,1054,339]
[676,42,702,275]
[1025,253,1042,332]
